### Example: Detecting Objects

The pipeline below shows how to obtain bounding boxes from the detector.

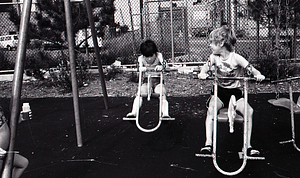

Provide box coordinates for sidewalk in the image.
[0,73,34,82]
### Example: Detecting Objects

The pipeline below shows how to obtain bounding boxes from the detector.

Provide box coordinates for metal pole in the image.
[64,0,83,147]
[170,0,174,64]
[84,0,109,109]
[128,0,136,55]
[1,0,32,177]
[140,0,144,39]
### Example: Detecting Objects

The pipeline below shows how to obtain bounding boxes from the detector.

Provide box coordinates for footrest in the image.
[238,152,265,160]
[123,117,136,121]
[123,117,175,121]
[279,139,294,144]
[195,153,213,158]
[161,117,175,121]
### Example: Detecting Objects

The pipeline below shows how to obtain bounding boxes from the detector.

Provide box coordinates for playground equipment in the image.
[123,65,175,133]
[195,76,265,176]
[2,1,109,177]
[268,76,300,152]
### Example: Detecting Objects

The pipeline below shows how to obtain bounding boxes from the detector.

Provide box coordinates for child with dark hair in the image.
[198,26,265,156]
[126,39,170,118]
[0,106,28,178]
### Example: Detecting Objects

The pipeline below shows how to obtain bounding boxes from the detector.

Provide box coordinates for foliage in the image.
[48,53,91,93]
[25,50,56,79]
[127,71,138,83]
[104,65,123,81]
[9,0,115,46]
[0,52,13,70]
[247,0,300,48]
[254,44,299,80]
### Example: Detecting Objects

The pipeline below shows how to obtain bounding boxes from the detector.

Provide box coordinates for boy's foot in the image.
[126,113,136,118]
[162,115,171,118]
[200,145,212,154]
[247,147,260,156]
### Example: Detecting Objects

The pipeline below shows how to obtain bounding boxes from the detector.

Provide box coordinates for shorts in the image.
[207,85,243,108]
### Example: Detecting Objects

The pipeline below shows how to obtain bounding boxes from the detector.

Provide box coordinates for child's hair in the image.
[209,26,236,52]
[140,39,158,57]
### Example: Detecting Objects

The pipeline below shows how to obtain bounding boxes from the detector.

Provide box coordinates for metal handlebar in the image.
[206,76,257,80]
[271,76,300,83]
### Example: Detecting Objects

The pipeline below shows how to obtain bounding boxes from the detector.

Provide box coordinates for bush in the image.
[104,65,123,81]
[0,51,13,70]
[127,71,138,83]
[254,46,299,80]
[48,53,91,93]
[25,50,54,79]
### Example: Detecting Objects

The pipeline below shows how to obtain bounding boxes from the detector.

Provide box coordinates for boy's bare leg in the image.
[161,97,169,117]
[237,99,254,149]
[154,84,169,117]
[127,84,147,117]
[205,96,223,146]
[12,154,29,178]
[127,96,143,117]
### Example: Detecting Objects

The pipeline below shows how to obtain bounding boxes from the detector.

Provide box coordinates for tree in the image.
[247,0,268,57]
[248,0,300,48]
[9,0,115,46]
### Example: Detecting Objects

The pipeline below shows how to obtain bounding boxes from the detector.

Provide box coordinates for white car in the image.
[0,34,18,50]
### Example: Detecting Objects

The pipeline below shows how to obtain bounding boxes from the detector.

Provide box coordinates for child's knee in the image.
[140,84,148,95]
[14,154,29,169]
[154,84,166,95]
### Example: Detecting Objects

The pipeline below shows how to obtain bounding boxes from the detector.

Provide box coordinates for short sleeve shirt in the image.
[210,52,249,88]
[138,52,163,68]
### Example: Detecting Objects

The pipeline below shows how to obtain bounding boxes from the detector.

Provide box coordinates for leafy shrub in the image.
[254,45,299,80]
[25,50,54,79]
[127,71,138,83]
[99,50,117,65]
[49,53,91,93]
[104,65,123,81]
[0,52,13,70]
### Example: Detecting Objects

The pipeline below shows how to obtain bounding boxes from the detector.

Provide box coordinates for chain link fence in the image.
[0,1,299,74]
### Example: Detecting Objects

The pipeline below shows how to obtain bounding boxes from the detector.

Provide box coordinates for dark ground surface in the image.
[2,93,300,178]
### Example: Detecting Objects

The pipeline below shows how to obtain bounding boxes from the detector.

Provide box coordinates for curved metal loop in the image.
[202,75,264,176]
[134,72,164,133]
[135,117,162,133]
[212,79,249,176]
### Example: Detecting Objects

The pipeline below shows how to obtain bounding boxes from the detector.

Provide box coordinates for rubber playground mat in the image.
[1,93,300,178]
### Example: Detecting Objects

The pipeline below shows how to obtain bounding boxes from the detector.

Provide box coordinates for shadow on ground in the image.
[1,93,300,178]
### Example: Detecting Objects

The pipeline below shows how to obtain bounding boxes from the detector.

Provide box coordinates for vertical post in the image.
[243,79,248,154]
[288,82,295,141]
[140,0,144,39]
[1,0,32,178]
[170,0,174,64]
[128,0,136,55]
[84,28,90,65]
[84,0,109,109]
[64,0,83,147]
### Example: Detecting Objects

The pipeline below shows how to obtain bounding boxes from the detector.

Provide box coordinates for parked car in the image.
[0,34,18,50]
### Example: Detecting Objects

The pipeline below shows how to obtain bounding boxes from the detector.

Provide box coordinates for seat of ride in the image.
[217,108,244,123]
[268,98,300,114]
